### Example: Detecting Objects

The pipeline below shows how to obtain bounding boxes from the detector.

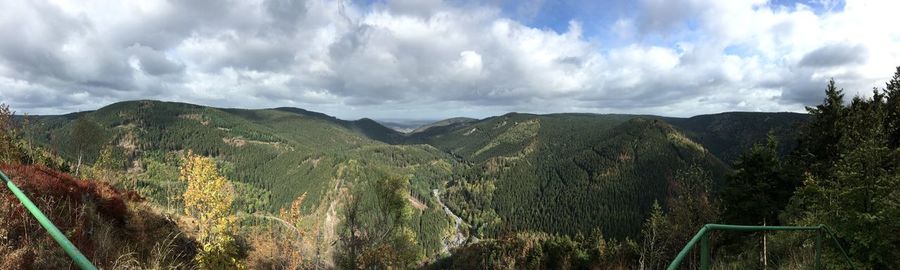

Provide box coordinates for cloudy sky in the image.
[1,0,898,120]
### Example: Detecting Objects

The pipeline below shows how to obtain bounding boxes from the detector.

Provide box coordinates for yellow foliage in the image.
[279,192,306,232]
[180,150,244,269]
[90,145,120,184]
[277,192,307,268]
[0,103,21,163]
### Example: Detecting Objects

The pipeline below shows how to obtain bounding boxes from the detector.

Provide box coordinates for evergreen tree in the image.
[790,74,900,269]
[796,78,845,178]
[883,66,900,148]
[722,134,796,226]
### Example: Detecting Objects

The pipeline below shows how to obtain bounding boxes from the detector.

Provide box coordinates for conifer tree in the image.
[790,74,900,268]
[722,134,796,226]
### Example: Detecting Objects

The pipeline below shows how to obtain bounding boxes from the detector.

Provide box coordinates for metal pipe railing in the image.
[667,223,855,270]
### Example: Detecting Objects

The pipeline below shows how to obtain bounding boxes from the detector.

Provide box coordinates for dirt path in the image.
[408,194,428,210]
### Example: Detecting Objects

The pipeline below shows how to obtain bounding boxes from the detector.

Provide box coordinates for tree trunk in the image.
[763,218,768,269]
[75,152,83,177]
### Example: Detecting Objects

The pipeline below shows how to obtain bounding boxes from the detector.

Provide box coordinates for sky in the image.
[0,0,898,120]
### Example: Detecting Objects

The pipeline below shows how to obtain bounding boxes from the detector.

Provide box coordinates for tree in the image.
[180,150,244,269]
[720,134,799,267]
[789,73,900,269]
[667,164,719,269]
[91,145,122,184]
[796,78,845,178]
[336,194,364,269]
[722,134,794,226]
[0,103,22,163]
[884,66,900,148]
[278,192,307,269]
[638,201,668,270]
[72,116,103,176]
[336,172,421,269]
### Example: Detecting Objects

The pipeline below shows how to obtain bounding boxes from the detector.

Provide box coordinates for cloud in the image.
[128,45,185,76]
[799,43,867,67]
[0,0,898,119]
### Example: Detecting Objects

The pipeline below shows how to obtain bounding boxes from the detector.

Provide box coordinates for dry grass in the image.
[0,163,197,269]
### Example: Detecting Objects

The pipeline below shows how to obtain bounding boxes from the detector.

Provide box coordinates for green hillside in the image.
[661,112,808,163]
[402,112,805,238]
[22,100,463,260]
[405,114,717,238]
[26,102,806,241]
[18,100,810,267]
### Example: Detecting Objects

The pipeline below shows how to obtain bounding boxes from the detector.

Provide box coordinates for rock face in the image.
[433,189,469,254]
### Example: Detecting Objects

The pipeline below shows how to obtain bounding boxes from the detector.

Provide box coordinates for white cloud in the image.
[0,0,898,119]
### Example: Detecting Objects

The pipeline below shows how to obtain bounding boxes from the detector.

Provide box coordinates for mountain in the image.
[411,117,477,134]
[406,113,710,238]
[18,100,808,266]
[23,100,462,261]
[660,112,809,163]
[401,112,806,238]
[271,107,406,143]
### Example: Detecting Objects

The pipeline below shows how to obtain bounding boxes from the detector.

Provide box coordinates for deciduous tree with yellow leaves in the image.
[277,192,307,269]
[180,150,244,269]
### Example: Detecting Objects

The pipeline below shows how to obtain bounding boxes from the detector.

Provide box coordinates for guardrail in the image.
[667,223,855,270]
[1,169,98,270]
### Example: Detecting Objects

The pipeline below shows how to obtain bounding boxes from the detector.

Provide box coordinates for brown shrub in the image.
[0,247,34,270]
[0,163,196,269]
[245,227,307,270]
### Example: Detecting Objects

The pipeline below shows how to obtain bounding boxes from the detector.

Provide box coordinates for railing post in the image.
[700,232,710,270]
[815,228,822,270]
[669,224,856,270]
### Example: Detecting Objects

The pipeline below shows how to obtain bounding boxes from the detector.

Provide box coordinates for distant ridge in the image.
[411,117,477,134]
[21,99,810,241]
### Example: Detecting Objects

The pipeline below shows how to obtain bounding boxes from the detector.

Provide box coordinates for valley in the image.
[3,1,899,269]
[6,100,806,267]
[3,79,899,269]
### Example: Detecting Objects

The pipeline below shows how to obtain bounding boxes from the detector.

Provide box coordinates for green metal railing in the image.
[1,169,98,270]
[667,223,855,270]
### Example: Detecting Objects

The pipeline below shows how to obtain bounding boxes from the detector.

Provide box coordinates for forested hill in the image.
[21,100,469,262]
[399,112,806,238]
[17,99,808,267]
[407,112,808,164]
[271,106,406,143]
[659,112,808,163]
